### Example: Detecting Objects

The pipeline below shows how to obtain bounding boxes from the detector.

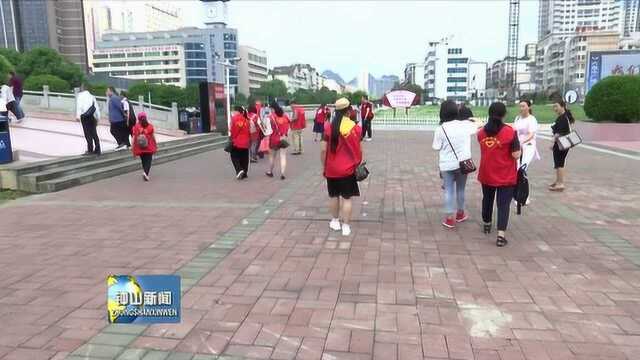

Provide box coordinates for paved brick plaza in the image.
[1,131,639,360]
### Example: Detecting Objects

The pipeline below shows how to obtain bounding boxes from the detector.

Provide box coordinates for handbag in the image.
[441,125,476,174]
[224,140,233,153]
[556,116,582,151]
[355,162,369,182]
[259,137,270,153]
[279,138,290,149]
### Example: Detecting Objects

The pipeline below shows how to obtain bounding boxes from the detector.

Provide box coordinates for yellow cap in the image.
[335,97,350,110]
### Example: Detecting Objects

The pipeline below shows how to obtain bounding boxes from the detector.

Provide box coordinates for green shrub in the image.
[584,75,640,123]
[86,82,109,97]
[0,54,14,82]
[24,74,71,93]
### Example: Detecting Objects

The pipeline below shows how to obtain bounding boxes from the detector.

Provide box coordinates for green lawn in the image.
[376,104,587,124]
[0,189,28,204]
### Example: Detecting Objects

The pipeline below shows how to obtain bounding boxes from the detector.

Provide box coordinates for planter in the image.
[575,121,640,142]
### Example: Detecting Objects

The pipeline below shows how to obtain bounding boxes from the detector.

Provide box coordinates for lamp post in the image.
[215,56,241,135]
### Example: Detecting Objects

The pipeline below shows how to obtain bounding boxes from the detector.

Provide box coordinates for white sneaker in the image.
[341,224,351,236]
[365,138,372,142]
[329,218,341,231]
[236,170,245,180]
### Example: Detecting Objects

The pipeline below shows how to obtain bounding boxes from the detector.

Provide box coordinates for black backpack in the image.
[127,102,137,128]
[513,165,529,215]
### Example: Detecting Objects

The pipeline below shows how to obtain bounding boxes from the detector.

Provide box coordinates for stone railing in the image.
[21,86,180,131]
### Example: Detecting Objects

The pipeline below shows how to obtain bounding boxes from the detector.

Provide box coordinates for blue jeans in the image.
[442,170,467,214]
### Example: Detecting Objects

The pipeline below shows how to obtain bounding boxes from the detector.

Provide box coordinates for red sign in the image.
[208,83,226,131]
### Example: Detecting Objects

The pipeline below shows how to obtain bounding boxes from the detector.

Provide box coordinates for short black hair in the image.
[457,105,474,120]
[439,100,458,123]
[488,102,507,118]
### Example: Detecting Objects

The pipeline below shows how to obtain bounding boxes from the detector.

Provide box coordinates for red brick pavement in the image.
[1,130,640,359]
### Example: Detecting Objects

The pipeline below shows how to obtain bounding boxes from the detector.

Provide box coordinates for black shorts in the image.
[327,175,360,199]
[552,144,569,169]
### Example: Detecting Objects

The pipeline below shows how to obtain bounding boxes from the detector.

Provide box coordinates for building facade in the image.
[403,63,426,87]
[237,45,268,96]
[538,0,622,41]
[622,0,640,36]
[0,0,88,70]
[271,64,323,93]
[94,27,238,89]
[424,38,484,102]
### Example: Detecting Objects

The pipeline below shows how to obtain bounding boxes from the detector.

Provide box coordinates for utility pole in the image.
[507,0,520,102]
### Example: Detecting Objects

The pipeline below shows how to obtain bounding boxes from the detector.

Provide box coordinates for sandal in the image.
[483,223,492,234]
[548,184,565,192]
[496,235,508,247]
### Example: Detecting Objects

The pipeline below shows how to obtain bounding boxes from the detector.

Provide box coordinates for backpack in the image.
[136,130,149,149]
[513,165,529,215]
[128,103,137,128]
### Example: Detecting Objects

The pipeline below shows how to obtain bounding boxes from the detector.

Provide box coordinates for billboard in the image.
[382,90,419,108]
[586,50,640,92]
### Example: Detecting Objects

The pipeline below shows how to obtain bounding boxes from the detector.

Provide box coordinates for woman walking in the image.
[549,100,574,192]
[131,112,157,181]
[266,102,290,180]
[248,104,261,163]
[513,100,539,170]
[432,100,479,229]
[321,98,363,237]
[477,102,521,247]
[230,106,251,180]
[313,103,330,142]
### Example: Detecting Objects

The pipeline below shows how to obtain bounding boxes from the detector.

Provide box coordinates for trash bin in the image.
[0,114,12,164]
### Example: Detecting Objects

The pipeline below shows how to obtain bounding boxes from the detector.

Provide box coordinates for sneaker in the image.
[115,144,126,150]
[341,223,351,236]
[456,211,468,223]
[329,218,341,231]
[265,171,274,178]
[280,175,286,180]
[236,170,245,180]
[142,173,150,182]
[442,217,455,229]
[365,138,372,142]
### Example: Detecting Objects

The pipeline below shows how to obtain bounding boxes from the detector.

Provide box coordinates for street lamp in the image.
[215,56,241,134]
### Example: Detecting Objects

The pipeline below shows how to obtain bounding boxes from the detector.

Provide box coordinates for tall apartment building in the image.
[93,27,238,89]
[487,43,537,95]
[84,1,183,72]
[271,64,323,93]
[424,38,486,102]
[622,0,640,36]
[237,45,268,96]
[403,63,426,87]
[0,0,88,70]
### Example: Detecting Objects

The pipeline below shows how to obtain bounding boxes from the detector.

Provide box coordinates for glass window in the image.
[187,69,207,77]
[110,53,125,58]
[127,52,143,58]
[94,63,108,68]
[93,54,108,59]
[447,58,468,64]
[447,68,467,73]
[186,60,207,68]
[145,60,162,66]
[446,86,467,92]
[144,51,161,57]
[186,52,206,59]
[127,61,144,67]
[224,42,236,50]
[224,51,237,58]
[447,77,467,83]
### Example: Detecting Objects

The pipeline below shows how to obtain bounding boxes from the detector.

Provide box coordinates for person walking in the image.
[477,102,522,247]
[106,87,129,149]
[8,71,22,106]
[313,103,330,142]
[229,106,251,180]
[359,95,374,141]
[75,85,101,155]
[513,100,539,170]
[257,104,273,159]
[321,98,363,237]
[289,100,306,155]
[432,100,480,229]
[0,82,24,123]
[266,102,290,180]
[121,91,137,137]
[549,100,574,192]
[131,112,157,181]
[248,104,261,163]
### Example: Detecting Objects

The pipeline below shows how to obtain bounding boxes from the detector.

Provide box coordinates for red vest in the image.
[291,106,306,130]
[230,113,250,149]
[131,123,157,155]
[360,102,373,121]
[323,118,363,178]
[477,126,518,187]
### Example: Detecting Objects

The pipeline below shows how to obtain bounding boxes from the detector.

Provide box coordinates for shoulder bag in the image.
[556,115,582,151]
[441,125,476,174]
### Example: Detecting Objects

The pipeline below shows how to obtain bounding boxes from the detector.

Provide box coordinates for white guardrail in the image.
[21,86,179,131]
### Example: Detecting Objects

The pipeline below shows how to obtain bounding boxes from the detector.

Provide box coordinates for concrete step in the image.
[37,140,228,193]
[7,133,222,176]
[18,136,226,192]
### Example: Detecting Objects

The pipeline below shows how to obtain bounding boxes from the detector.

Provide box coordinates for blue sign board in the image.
[107,275,181,324]
[586,50,640,92]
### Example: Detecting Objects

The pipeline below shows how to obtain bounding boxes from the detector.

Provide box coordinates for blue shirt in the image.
[108,95,125,123]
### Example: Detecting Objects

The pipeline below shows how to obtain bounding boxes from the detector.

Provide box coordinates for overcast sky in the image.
[182,0,539,81]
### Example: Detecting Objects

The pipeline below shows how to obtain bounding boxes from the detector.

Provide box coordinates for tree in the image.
[0,55,14,82]
[254,79,288,102]
[0,49,21,70]
[350,90,368,105]
[86,82,109,97]
[17,47,85,87]
[183,84,200,108]
[233,92,248,107]
[24,74,71,92]
[584,75,640,123]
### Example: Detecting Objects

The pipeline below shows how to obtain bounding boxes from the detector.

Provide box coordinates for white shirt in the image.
[121,97,130,113]
[0,85,14,111]
[432,120,478,171]
[513,114,538,145]
[76,90,100,120]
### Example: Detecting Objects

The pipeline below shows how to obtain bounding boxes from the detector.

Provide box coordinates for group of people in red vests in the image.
[228,97,367,236]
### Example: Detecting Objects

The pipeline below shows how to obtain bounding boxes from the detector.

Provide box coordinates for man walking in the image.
[8,71,22,105]
[360,95,374,141]
[106,87,130,149]
[76,85,101,155]
[289,100,306,155]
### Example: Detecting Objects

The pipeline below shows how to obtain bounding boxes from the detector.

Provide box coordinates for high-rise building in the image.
[622,0,640,36]
[237,45,268,96]
[403,63,426,87]
[93,27,238,89]
[538,0,622,41]
[271,64,323,93]
[83,1,183,72]
[0,0,89,71]
[424,38,485,102]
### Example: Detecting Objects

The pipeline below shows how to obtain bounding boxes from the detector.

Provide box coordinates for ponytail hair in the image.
[330,108,348,153]
[485,102,507,136]
[557,100,575,124]
[234,105,247,118]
